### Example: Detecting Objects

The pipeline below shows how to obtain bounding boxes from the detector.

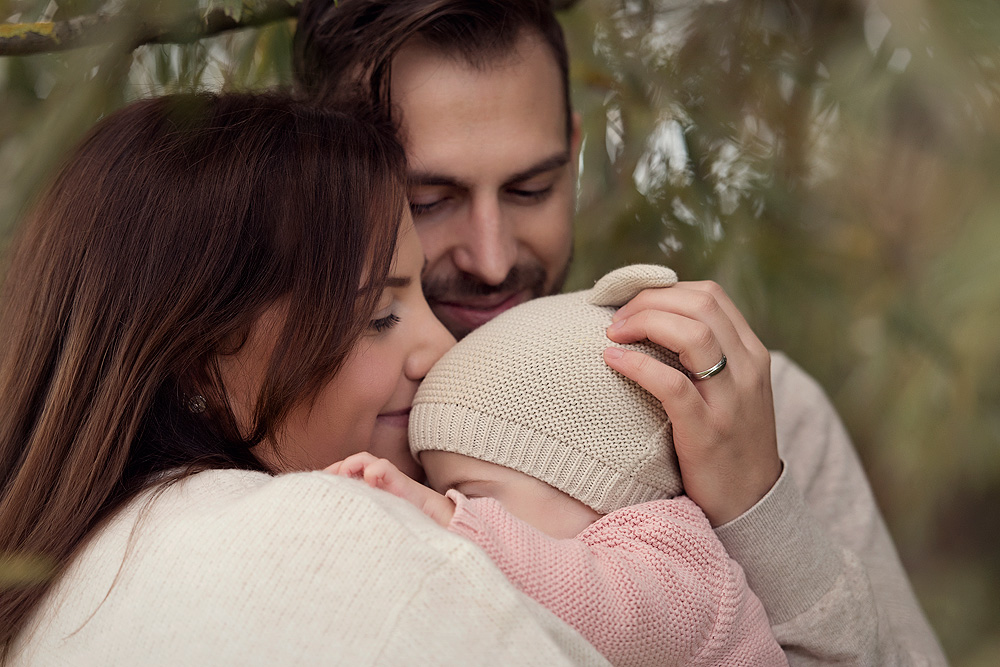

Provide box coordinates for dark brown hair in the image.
[293,0,574,141]
[0,92,406,652]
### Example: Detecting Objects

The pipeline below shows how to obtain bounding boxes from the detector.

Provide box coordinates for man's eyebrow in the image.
[407,151,571,189]
[505,151,571,185]
[407,171,460,188]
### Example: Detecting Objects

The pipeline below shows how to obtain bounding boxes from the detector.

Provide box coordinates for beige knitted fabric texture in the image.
[410,264,688,515]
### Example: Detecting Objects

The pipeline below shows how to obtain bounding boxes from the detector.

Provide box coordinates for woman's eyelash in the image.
[409,201,438,216]
[370,313,401,332]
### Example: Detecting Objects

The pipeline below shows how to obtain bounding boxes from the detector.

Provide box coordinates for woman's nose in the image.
[406,302,456,381]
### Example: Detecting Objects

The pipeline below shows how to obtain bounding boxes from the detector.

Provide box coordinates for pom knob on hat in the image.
[588,264,678,308]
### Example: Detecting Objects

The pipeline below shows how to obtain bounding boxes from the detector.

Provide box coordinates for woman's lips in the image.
[431,290,529,333]
[376,407,411,428]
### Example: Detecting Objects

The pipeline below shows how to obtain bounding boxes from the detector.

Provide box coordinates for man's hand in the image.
[325,452,456,527]
[603,280,782,526]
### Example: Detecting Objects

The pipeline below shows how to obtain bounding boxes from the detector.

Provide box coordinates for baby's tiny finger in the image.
[363,463,387,489]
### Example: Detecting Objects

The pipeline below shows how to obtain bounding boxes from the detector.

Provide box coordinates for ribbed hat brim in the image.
[410,402,672,514]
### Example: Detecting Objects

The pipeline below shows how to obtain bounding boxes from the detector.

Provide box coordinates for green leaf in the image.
[216,0,244,23]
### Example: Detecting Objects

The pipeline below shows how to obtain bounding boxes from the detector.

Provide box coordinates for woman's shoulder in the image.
[145,467,455,549]
[56,468,460,596]
[15,469,506,664]
[17,466,610,666]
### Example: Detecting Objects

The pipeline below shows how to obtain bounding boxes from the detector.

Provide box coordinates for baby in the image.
[329,265,786,667]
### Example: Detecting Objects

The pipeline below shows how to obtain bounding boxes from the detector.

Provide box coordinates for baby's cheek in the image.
[512,491,600,539]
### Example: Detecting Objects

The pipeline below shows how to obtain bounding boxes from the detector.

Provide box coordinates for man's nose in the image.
[450,195,517,286]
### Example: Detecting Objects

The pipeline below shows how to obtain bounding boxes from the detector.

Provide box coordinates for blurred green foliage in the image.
[1,0,998,663]
[0,552,53,587]
[564,2,1000,664]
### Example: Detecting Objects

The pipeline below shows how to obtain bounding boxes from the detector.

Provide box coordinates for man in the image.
[294,1,946,663]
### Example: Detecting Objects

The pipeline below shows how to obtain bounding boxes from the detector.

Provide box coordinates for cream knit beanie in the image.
[409,264,688,515]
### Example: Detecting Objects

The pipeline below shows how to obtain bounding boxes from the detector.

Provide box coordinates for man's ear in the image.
[570,111,583,167]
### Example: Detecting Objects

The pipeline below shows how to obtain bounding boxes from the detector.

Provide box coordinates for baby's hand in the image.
[324,452,456,527]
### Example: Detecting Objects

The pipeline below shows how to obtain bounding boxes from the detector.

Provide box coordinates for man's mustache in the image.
[422,264,548,303]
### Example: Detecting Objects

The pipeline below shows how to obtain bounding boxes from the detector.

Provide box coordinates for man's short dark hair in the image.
[293,0,573,141]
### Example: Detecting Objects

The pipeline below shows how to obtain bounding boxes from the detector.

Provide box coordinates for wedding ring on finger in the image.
[692,354,727,380]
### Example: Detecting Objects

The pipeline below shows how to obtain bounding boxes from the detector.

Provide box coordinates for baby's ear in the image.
[586,264,679,308]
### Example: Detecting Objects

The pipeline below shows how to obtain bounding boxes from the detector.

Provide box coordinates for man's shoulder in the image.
[767,350,859,489]
[769,350,834,415]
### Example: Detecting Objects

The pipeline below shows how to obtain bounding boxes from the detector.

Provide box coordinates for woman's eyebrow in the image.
[385,276,411,288]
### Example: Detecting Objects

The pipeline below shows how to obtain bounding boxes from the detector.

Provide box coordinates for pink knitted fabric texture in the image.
[447,491,788,667]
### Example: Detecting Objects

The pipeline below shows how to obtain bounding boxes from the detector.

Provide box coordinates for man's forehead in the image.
[390,33,566,127]
[391,36,568,185]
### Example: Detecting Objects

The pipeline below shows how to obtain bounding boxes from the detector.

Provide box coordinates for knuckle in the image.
[364,464,388,484]
[702,280,724,296]
[706,415,735,445]
[630,286,671,311]
[630,352,653,375]
[661,369,688,397]
[754,345,772,368]
[741,344,770,378]
[628,309,650,330]
[692,291,720,314]
[635,287,661,303]
[691,322,716,352]
[622,290,651,313]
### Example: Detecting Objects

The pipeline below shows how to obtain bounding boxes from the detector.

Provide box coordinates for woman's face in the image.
[222,215,455,477]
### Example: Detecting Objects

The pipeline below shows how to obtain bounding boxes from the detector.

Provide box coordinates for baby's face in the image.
[421,451,603,539]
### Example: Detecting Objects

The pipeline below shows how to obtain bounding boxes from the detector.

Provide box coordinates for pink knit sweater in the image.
[447,491,788,667]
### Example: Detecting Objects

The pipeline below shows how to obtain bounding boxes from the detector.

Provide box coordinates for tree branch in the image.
[0,0,584,58]
[0,1,302,57]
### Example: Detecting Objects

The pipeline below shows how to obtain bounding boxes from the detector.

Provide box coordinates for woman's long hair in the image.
[0,93,406,650]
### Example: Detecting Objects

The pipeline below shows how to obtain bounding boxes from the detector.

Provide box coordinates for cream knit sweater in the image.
[11,470,608,666]
[13,352,947,666]
[729,352,948,665]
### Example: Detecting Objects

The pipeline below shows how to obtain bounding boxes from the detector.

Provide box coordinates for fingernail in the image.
[611,309,625,323]
[604,347,624,360]
[607,318,626,331]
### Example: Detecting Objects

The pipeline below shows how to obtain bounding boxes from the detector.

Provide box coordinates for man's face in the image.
[391,32,580,339]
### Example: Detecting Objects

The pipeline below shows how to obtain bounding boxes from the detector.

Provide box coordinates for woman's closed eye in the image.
[370,313,401,333]
[409,199,444,216]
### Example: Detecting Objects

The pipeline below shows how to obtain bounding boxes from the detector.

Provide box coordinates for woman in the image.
[0,94,604,665]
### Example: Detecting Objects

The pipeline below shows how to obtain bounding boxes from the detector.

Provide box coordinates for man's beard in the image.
[423,260,570,340]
